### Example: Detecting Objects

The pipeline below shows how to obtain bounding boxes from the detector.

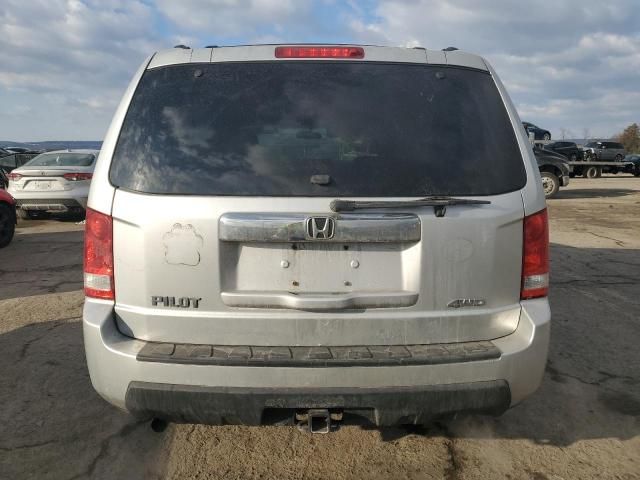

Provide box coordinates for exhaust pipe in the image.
[150,417,168,433]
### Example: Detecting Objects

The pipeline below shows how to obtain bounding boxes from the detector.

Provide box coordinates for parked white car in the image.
[7,149,98,219]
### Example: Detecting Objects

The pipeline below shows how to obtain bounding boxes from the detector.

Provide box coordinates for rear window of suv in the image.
[26,153,95,167]
[110,62,526,196]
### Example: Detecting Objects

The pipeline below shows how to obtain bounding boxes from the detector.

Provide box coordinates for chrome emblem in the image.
[305,216,335,239]
[447,298,486,309]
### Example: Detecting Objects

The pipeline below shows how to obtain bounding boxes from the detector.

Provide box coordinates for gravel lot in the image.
[1,177,639,479]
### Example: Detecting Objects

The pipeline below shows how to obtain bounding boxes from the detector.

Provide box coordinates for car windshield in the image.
[25,153,95,167]
[111,62,525,196]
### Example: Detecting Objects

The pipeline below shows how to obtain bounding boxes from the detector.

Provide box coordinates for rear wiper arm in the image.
[329,196,491,217]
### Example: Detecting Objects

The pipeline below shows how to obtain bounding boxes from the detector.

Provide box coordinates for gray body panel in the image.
[84,297,550,410]
[111,190,524,346]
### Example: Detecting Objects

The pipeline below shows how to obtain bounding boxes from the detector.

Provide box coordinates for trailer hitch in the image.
[296,409,343,434]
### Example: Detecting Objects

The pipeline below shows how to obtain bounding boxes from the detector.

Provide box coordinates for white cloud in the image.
[348,0,640,138]
[1,0,638,141]
[154,0,312,38]
[0,0,161,140]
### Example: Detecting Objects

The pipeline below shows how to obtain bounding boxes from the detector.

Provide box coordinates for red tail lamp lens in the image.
[521,208,549,299]
[275,46,364,59]
[84,208,114,300]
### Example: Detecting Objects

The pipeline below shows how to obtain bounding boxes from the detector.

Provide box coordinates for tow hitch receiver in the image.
[296,409,342,434]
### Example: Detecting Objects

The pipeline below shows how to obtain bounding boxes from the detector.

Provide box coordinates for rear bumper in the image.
[83,298,550,425]
[125,381,510,426]
[14,197,87,211]
[10,190,88,211]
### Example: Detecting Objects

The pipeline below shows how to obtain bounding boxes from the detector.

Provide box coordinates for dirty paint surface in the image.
[162,223,203,266]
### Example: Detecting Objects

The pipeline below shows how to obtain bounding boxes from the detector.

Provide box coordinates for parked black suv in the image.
[0,151,39,174]
[533,146,570,198]
[543,141,583,161]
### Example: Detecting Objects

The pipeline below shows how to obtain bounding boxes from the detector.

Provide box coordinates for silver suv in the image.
[83,45,550,430]
[583,141,626,161]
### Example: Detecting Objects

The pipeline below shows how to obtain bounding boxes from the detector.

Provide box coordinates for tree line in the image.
[614,123,640,153]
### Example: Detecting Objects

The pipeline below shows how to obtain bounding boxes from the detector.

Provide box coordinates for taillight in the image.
[7,172,22,181]
[84,208,114,300]
[63,172,93,181]
[275,46,365,59]
[521,208,549,299]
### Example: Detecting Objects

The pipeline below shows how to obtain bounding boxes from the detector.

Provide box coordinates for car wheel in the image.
[543,133,551,140]
[540,171,560,198]
[615,154,623,162]
[634,166,640,177]
[17,208,30,220]
[569,153,577,161]
[0,203,16,248]
[584,166,599,178]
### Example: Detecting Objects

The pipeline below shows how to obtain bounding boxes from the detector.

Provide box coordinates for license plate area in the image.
[26,180,54,190]
[220,242,419,294]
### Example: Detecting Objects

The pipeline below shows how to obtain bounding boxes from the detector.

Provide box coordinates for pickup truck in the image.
[533,146,570,198]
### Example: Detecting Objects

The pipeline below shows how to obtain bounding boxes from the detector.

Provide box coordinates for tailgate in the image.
[112,190,523,346]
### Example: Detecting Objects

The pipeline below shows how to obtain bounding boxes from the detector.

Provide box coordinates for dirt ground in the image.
[1,177,639,479]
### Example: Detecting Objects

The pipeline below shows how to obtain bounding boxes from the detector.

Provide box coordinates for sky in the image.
[1,0,639,141]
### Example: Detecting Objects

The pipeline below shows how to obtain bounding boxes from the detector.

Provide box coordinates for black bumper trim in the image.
[125,380,511,426]
[16,198,83,211]
[137,340,501,367]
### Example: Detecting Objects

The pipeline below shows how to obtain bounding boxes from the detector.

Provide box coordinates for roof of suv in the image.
[147,44,489,71]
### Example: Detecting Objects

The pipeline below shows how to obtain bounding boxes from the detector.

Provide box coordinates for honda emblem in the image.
[305,217,335,240]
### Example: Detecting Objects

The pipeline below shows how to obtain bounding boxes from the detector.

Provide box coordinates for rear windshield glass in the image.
[26,153,95,167]
[111,62,525,196]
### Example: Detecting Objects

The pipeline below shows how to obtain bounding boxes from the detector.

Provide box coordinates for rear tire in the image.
[0,204,15,248]
[615,154,623,162]
[569,153,577,161]
[540,171,560,198]
[543,133,551,140]
[17,208,30,220]
[584,166,599,179]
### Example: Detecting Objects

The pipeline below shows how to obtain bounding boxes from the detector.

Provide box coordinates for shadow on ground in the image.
[0,230,83,301]
[553,188,636,199]
[0,320,172,480]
